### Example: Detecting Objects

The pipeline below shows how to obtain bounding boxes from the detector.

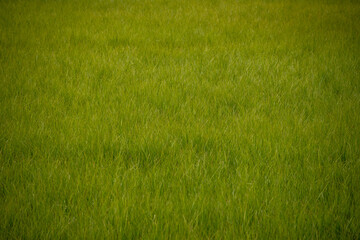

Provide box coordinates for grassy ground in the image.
[1,0,360,238]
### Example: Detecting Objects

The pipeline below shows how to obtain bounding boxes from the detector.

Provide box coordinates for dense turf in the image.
[1,0,360,238]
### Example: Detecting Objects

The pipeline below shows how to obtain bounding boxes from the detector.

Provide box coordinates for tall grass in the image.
[1,0,360,238]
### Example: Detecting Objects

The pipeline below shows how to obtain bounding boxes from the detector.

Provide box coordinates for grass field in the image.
[1,0,360,238]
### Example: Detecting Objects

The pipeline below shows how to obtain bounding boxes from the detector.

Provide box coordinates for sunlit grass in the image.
[1,0,360,238]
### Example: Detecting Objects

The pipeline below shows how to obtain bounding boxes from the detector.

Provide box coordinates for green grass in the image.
[1,0,360,238]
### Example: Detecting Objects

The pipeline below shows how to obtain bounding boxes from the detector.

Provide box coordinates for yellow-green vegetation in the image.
[1,0,360,238]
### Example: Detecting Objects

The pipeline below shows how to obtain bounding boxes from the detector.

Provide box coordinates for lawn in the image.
[1,0,360,238]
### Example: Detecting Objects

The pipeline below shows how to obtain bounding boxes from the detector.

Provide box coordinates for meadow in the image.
[1,0,360,238]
